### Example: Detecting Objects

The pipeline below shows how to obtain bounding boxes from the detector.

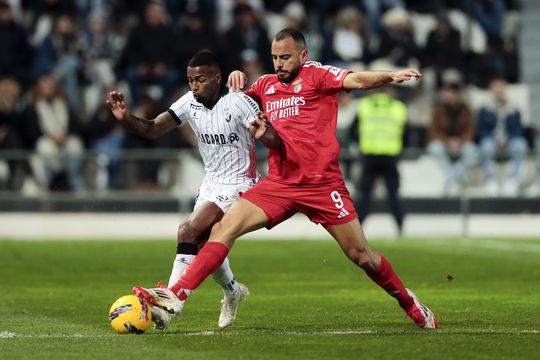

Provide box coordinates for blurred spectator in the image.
[477,78,527,196]
[373,8,420,68]
[30,74,85,191]
[423,15,464,83]
[240,49,264,87]
[28,0,77,45]
[123,95,177,190]
[72,0,119,19]
[427,81,476,196]
[322,6,368,66]
[224,3,272,75]
[120,1,179,106]
[337,91,358,182]
[0,77,26,189]
[216,0,264,34]
[362,0,404,33]
[474,0,505,47]
[34,14,82,110]
[175,9,221,83]
[0,1,34,88]
[83,90,125,190]
[79,10,124,115]
[351,87,407,236]
[167,0,216,26]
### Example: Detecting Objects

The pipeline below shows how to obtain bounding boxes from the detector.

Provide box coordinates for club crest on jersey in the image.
[293,79,303,93]
[190,103,202,119]
[224,108,232,123]
[265,85,275,95]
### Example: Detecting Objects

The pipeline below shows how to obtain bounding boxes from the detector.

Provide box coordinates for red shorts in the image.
[240,178,358,229]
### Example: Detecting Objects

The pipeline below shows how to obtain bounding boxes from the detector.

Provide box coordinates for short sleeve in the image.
[244,75,267,107]
[168,92,192,126]
[316,63,351,93]
[234,93,261,128]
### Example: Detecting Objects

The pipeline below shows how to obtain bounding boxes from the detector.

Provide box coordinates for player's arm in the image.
[342,69,422,90]
[249,112,282,149]
[106,90,178,139]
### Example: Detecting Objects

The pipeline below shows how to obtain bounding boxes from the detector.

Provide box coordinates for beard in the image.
[276,66,301,83]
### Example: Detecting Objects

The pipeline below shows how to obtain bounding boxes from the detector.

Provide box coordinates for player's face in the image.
[187,65,222,104]
[271,37,307,83]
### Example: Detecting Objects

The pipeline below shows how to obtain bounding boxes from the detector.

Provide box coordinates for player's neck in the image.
[202,86,227,110]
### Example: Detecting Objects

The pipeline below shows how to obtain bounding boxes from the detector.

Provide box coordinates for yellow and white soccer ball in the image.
[109,295,152,334]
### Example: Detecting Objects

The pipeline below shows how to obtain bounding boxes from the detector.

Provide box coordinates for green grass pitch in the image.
[1,237,539,359]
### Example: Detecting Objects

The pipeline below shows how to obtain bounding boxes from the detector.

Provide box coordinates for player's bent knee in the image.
[177,221,203,244]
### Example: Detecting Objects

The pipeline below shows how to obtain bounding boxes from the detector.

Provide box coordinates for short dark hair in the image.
[188,50,221,70]
[274,28,306,48]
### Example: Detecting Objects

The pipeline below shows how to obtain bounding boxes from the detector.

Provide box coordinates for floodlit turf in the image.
[1,237,539,359]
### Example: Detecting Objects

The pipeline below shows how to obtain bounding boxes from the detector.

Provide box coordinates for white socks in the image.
[211,257,240,299]
[167,254,196,287]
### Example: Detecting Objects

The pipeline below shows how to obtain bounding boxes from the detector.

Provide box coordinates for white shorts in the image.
[194,179,258,213]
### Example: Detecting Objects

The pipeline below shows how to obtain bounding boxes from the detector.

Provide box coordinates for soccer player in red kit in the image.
[133,28,438,329]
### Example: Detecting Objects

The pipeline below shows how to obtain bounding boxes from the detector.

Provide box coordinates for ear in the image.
[300,49,308,62]
[215,71,222,84]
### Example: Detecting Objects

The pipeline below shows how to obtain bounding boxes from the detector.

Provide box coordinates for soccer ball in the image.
[108,295,152,334]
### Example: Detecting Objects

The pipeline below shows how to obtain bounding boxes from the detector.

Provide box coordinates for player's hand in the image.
[106,91,128,121]
[249,111,270,139]
[391,69,422,83]
[227,70,248,92]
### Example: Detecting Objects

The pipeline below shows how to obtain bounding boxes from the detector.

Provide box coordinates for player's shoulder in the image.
[253,73,276,86]
[170,91,196,112]
[228,89,260,113]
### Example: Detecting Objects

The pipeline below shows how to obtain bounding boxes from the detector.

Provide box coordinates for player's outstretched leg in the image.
[328,220,438,329]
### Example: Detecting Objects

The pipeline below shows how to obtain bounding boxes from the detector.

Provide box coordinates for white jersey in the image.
[168,88,260,185]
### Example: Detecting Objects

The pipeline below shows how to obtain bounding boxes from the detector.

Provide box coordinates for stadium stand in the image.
[0,0,538,215]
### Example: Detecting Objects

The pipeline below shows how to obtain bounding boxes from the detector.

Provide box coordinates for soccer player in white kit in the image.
[106,50,280,330]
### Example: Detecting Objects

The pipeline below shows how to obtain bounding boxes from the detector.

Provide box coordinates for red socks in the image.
[170,242,229,298]
[366,255,414,311]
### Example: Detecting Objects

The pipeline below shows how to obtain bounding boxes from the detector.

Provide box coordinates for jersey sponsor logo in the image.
[228,133,239,143]
[265,85,275,95]
[265,96,306,121]
[197,131,239,145]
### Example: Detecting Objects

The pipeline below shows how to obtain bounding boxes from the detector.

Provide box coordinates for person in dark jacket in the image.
[477,78,527,196]
[0,1,34,88]
[120,1,179,106]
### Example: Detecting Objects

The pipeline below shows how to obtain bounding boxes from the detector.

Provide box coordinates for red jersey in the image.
[245,61,350,185]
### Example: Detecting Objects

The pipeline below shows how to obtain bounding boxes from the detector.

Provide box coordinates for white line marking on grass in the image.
[0,331,17,338]
[2,329,538,338]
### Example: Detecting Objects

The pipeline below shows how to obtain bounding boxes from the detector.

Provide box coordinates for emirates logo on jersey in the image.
[265,96,306,121]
